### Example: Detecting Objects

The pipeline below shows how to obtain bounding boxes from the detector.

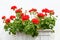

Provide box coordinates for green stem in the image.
[50,14,51,18]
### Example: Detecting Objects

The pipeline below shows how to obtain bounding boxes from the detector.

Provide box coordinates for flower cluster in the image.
[2,6,56,37]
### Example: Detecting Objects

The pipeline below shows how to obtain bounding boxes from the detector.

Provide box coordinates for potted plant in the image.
[2,6,57,40]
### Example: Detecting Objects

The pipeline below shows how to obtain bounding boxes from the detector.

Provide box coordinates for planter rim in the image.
[38,29,54,32]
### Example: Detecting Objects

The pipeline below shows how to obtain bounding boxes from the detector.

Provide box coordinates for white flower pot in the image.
[10,29,54,40]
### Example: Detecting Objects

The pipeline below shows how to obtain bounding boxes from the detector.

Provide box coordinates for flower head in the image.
[11,6,17,10]
[20,13,24,17]
[22,15,29,21]
[49,10,54,15]
[32,18,39,24]
[29,8,37,12]
[2,16,6,19]
[37,13,45,17]
[10,15,16,20]
[5,19,10,24]
[42,8,50,13]
[15,9,22,13]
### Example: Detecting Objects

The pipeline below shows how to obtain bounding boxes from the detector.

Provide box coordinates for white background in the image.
[0,0,60,40]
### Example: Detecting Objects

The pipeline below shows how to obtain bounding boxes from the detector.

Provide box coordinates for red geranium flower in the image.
[22,15,29,21]
[20,13,24,17]
[32,18,39,24]
[37,13,45,17]
[10,15,16,20]
[15,9,22,13]
[2,16,6,19]
[42,8,50,13]
[11,6,17,10]
[29,8,37,12]
[49,10,54,15]
[5,19,10,24]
